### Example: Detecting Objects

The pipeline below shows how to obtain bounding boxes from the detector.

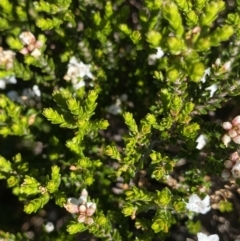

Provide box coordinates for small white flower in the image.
[196,134,208,150]
[107,99,122,115]
[186,194,211,214]
[65,57,93,89]
[200,68,211,83]
[222,61,231,72]
[0,76,17,89]
[33,85,41,97]
[148,47,164,65]
[205,84,218,97]
[19,31,36,45]
[197,232,219,241]
[45,222,54,233]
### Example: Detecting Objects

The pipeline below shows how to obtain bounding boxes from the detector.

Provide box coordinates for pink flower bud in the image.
[86,203,96,216]
[19,47,29,55]
[228,129,238,138]
[27,43,35,52]
[224,160,233,169]
[222,134,231,147]
[69,165,78,171]
[192,26,201,34]
[79,204,87,214]
[231,162,240,178]
[35,40,43,49]
[85,217,94,225]
[229,152,239,162]
[63,203,79,214]
[233,135,240,144]
[78,214,86,223]
[221,169,231,179]
[222,122,232,130]
[232,115,240,126]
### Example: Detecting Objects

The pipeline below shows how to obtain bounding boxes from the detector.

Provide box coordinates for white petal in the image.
[86,71,93,79]
[186,203,201,213]
[205,84,218,97]
[205,68,211,76]
[199,205,211,214]
[33,85,41,97]
[189,194,201,203]
[196,134,208,150]
[197,233,209,241]
[0,80,6,89]
[200,68,211,83]
[201,195,210,206]
[156,48,164,59]
[69,56,78,65]
[208,235,219,241]
[73,80,85,90]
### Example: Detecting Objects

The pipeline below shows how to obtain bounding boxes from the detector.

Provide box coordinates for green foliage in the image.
[0,0,239,240]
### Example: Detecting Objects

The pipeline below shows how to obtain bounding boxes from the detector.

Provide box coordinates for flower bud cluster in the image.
[222,115,240,147]
[0,47,15,69]
[63,189,96,225]
[19,31,43,58]
[221,151,240,179]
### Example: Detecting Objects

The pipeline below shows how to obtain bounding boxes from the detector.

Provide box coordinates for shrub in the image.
[0,0,240,240]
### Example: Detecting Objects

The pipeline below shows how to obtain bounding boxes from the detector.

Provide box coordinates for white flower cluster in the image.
[222,115,240,146]
[64,56,93,90]
[221,151,240,179]
[0,47,15,69]
[19,31,43,58]
[63,189,96,225]
[186,194,211,214]
[187,232,219,241]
